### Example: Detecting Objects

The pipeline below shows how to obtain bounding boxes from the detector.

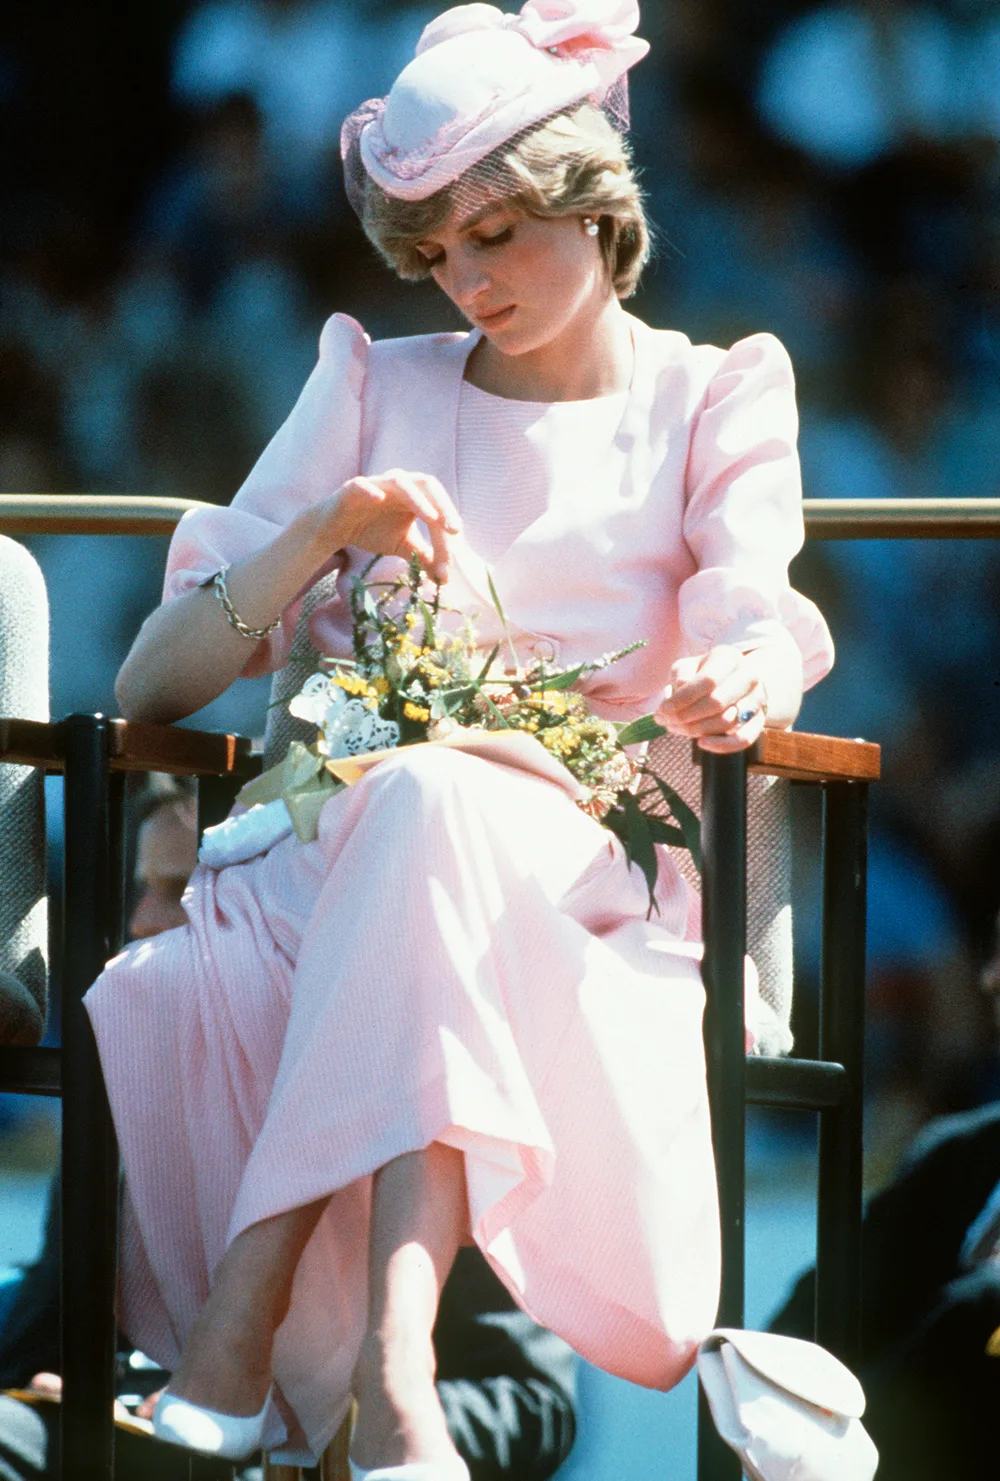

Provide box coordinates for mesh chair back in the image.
[0,537,49,1044]
[262,587,794,1053]
[646,733,793,1054]
[262,571,342,769]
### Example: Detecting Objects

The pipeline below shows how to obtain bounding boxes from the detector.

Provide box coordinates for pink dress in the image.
[85,312,833,1462]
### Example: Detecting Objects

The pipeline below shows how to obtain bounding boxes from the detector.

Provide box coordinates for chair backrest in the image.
[262,586,794,1055]
[647,733,794,1056]
[262,571,343,769]
[0,536,49,1045]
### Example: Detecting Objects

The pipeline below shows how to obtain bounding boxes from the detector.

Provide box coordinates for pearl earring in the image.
[583,217,600,237]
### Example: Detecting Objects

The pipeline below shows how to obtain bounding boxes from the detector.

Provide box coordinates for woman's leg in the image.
[350,1143,469,1469]
[167,1196,329,1414]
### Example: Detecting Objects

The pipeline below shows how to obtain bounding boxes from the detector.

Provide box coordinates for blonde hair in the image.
[362,104,651,299]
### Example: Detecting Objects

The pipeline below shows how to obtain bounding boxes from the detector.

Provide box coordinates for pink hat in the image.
[341,0,648,211]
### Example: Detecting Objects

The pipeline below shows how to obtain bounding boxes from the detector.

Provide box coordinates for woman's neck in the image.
[465,295,633,403]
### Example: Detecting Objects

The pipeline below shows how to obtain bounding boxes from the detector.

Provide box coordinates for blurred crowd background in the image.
[3,0,1000,1169]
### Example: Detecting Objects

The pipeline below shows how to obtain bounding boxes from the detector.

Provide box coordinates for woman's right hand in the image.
[115,469,463,725]
[305,469,462,586]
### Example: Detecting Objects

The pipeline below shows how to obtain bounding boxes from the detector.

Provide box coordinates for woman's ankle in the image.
[352,1325,436,1404]
[350,1326,453,1467]
[169,1303,275,1414]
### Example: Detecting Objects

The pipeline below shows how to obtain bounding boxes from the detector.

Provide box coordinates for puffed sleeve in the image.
[162,312,369,676]
[679,333,834,692]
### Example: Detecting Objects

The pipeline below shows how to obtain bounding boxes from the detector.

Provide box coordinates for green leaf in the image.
[475,643,500,685]
[469,679,511,729]
[439,682,473,706]
[644,816,687,848]
[650,776,702,873]
[621,791,660,917]
[486,568,520,673]
[363,589,379,622]
[616,714,667,747]
[486,568,507,627]
[418,599,436,650]
[531,664,587,692]
[602,805,628,846]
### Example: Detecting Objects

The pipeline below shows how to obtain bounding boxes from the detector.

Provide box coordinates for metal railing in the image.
[4,492,1000,538]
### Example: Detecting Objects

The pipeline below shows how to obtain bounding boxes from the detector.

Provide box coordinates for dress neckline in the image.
[459,324,636,407]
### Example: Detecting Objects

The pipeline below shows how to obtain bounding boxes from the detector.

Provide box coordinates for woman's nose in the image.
[447,253,491,311]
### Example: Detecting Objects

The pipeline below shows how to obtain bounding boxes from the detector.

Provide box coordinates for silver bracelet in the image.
[211,567,282,642]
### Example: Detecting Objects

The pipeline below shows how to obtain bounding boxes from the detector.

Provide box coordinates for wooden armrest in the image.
[108,719,257,777]
[0,716,258,778]
[748,730,880,783]
[0,718,66,770]
[6,717,877,783]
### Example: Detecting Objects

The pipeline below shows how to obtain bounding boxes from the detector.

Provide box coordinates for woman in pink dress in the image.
[84,2,834,1475]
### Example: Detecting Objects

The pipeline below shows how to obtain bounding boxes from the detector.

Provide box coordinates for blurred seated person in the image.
[0,777,576,1480]
[770,917,1000,1480]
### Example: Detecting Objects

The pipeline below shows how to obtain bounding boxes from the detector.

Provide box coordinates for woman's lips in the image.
[477,305,516,329]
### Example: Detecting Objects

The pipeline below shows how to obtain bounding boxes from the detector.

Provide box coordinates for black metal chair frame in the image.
[697,740,876,1480]
[0,713,877,1481]
[0,715,256,1481]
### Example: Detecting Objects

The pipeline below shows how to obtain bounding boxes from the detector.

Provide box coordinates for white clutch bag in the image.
[697,1329,879,1481]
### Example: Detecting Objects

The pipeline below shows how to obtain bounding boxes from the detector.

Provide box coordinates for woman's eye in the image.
[477,227,513,249]
[419,252,445,268]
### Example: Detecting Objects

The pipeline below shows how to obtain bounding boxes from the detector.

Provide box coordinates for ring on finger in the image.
[736,703,758,726]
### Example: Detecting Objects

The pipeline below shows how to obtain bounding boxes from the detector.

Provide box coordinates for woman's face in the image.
[416,202,609,357]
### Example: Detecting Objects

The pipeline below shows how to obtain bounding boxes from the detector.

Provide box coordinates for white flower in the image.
[288,672,341,727]
[427,717,459,741]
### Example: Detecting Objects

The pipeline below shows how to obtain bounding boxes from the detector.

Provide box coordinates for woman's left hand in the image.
[654,646,768,753]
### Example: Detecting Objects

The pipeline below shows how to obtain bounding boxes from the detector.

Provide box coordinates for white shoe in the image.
[152,1388,273,1460]
[348,1462,471,1481]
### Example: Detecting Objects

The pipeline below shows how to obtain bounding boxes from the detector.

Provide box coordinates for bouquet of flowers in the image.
[222,557,699,911]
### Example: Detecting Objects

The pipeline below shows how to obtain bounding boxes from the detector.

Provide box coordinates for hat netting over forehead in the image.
[340,0,648,219]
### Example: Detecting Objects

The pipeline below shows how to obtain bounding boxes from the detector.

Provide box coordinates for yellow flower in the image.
[404,611,419,629]
[539,726,581,757]
[373,677,391,696]
[533,690,568,714]
[333,672,374,698]
[403,701,430,722]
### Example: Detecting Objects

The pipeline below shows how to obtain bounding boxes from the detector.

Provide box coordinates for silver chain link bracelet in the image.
[211,567,282,642]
